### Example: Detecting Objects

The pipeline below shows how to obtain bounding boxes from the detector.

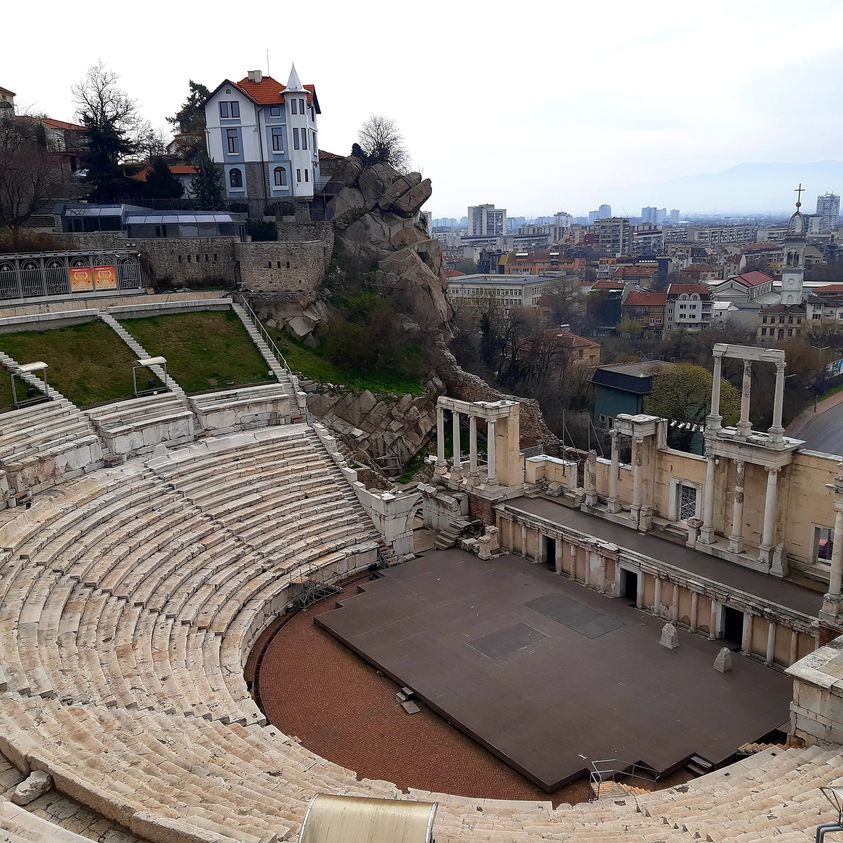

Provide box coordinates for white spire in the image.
[286,63,304,92]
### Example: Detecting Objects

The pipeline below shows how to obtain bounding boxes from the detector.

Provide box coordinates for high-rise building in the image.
[593,217,631,256]
[641,206,657,224]
[554,211,573,228]
[467,204,507,237]
[816,193,840,233]
[598,204,612,220]
[668,209,681,224]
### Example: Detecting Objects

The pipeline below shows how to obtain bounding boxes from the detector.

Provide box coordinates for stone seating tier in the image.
[0,426,841,842]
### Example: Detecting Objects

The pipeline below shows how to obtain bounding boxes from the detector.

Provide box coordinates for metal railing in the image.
[233,292,293,376]
[588,759,659,801]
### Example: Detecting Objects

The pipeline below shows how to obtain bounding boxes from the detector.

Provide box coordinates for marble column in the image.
[765,621,777,665]
[607,429,621,513]
[468,415,478,478]
[728,460,746,555]
[635,570,644,609]
[821,500,843,617]
[584,450,598,508]
[700,455,717,544]
[789,629,799,665]
[452,410,462,470]
[486,420,497,484]
[653,577,662,617]
[630,437,643,527]
[690,591,699,632]
[709,600,718,640]
[758,467,780,565]
[521,524,528,558]
[741,613,753,656]
[736,361,752,437]
[671,584,680,623]
[435,406,446,469]
[707,351,724,431]
[769,361,786,444]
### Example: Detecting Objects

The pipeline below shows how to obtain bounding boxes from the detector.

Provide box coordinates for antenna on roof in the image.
[266,49,270,77]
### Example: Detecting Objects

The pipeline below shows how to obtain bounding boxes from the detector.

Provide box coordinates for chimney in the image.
[247,70,263,84]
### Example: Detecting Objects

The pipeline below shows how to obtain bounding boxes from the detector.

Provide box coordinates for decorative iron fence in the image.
[0,250,146,302]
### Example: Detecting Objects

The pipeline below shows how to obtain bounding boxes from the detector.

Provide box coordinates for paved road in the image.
[795,399,843,456]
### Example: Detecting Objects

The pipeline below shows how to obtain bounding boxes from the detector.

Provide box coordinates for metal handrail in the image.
[233,292,293,376]
[589,759,660,801]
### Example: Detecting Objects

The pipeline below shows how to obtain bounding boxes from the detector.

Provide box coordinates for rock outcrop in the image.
[304,385,437,472]
[326,155,450,331]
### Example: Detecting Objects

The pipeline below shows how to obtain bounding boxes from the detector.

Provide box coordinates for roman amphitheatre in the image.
[0,290,843,843]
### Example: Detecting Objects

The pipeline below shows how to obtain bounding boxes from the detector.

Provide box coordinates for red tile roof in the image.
[233,76,317,109]
[624,291,666,307]
[591,279,625,290]
[444,269,465,278]
[613,265,657,279]
[128,164,198,183]
[812,283,843,294]
[733,271,772,287]
[548,329,600,349]
[41,117,85,132]
[318,149,345,161]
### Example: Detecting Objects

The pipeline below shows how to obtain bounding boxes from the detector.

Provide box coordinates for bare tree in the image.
[72,62,139,136]
[356,114,410,171]
[0,118,61,241]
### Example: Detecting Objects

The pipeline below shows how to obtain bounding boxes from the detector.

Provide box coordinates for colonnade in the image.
[436,405,496,484]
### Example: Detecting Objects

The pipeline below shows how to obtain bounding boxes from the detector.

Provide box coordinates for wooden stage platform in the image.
[316,550,792,791]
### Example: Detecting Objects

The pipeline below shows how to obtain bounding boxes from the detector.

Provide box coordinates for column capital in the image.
[766,466,780,476]
[775,360,787,373]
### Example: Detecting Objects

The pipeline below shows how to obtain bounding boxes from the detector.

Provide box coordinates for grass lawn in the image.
[0,367,14,412]
[0,321,139,408]
[270,331,424,396]
[121,311,276,395]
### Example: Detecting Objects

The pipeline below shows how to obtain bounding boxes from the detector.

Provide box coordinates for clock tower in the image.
[781,183,806,307]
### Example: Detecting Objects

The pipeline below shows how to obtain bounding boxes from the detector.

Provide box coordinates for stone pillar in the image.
[736,361,752,437]
[765,621,777,665]
[671,584,680,623]
[707,351,724,431]
[700,455,717,544]
[435,406,446,472]
[741,612,753,656]
[635,570,644,609]
[690,591,699,632]
[554,538,563,574]
[789,628,799,665]
[607,429,621,513]
[520,524,528,559]
[821,499,843,618]
[569,543,576,578]
[769,361,786,444]
[653,577,662,617]
[709,600,718,640]
[584,450,598,509]
[469,414,478,478]
[728,461,746,555]
[452,410,462,470]
[486,420,497,484]
[630,437,643,527]
[758,467,780,565]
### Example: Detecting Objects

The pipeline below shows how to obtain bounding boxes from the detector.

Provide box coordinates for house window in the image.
[675,482,699,522]
[291,99,297,115]
[304,169,309,182]
[230,101,240,118]
[311,130,317,150]
[300,98,306,113]
[814,525,834,565]
[273,166,287,187]
[219,101,229,119]
[293,128,300,150]
[301,129,307,150]
[226,129,239,154]
[296,168,301,182]
[229,168,243,188]
[271,128,284,152]
[269,105,281,117]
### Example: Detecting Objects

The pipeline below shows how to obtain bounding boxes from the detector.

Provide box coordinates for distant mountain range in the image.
[611,161,843,217]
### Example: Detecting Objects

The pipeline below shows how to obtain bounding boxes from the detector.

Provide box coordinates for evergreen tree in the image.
[167,81,210,162]
[143,157,183,201]
[190,153,225,209]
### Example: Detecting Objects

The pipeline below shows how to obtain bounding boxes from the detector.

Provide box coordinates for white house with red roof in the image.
[204,66,320,210]
[0,86,15,117]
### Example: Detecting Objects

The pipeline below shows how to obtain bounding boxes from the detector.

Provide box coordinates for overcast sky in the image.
[6,0,843,216]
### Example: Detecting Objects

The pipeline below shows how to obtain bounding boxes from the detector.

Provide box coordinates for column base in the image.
[728,535,744,554]
[434,460,447,477]
[768,425,785,445]
[629,504,641,528]
[735,421,752,438]
[606,497,621,514]
[757,544,772,566]
[584,492,598,508]
[699,526,716,544]
[639,506,653,533]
